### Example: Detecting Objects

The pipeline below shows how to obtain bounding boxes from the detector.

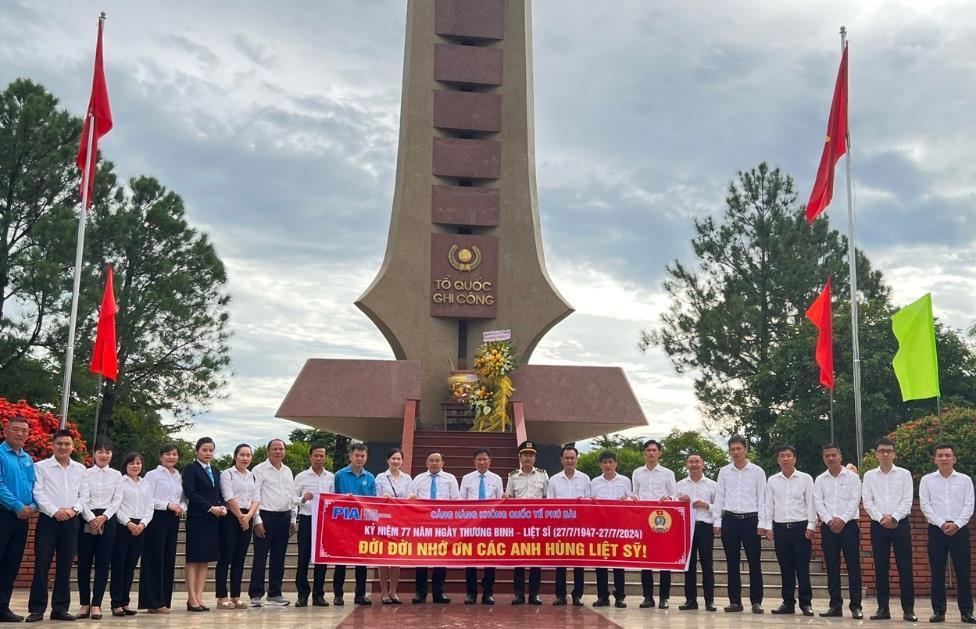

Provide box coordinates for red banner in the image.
[312,496,693,570]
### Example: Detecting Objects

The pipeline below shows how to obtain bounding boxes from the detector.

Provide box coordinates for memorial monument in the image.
[277,0,647,464]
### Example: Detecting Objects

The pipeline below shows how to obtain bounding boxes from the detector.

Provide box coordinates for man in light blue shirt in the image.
[332,443,376,606]
[0,416,37,622]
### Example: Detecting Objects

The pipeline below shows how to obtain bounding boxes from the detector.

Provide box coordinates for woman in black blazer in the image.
[182,437,227,611]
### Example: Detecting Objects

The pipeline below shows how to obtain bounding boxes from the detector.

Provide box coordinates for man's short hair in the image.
[53,429,74,441]
[473,448,491,458]
[876,437,895,449]
[309,443,327,455]
[561,445,580,457]
[599,451,617,463]
[642,439,662,451]
[821,443,842,454]
[728,435,748,449]
[775,445,797,457]
[686,450,703,460]
[267,438,286,450]
[350,443,368,454]
[933,443,955,456]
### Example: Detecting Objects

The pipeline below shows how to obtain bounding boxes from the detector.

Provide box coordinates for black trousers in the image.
[870,518,914,612]
[110,522,145,609]
[77,510,117,607]
[641,569,671,601]
[465,567,495,596]
[333,565,367,598]
[138,509,178,609]
[555,567,584,599]
[928,524,973,615]
[772,522,812,608]
[28,514,79,614]
[415,567,446,598]
[248,510,290,599]
[684,521,715,603]
[721,513,763,604]
[216,514,253,598]
[595,568,625,601]
[821,520,862,610]
[295,515,327,599]
[513,567,541,597]
[0,511,27,614]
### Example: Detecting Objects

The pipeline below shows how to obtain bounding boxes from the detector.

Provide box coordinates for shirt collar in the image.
[1,442,29,458]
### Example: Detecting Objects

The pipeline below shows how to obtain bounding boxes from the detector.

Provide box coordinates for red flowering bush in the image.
[0,398,88,463]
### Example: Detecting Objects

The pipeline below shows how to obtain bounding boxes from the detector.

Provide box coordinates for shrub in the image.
[0,397,88,462]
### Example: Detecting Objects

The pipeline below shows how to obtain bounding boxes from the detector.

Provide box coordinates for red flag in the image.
[76,16,113,209]
[805,277,834,389]
[805,44,848,224]
[90,265,118,381]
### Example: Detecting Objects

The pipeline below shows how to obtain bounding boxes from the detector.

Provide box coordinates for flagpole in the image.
[839,26,864,467]
[829,388,835,443]
[91,375,103,449]
[59,111,96,429]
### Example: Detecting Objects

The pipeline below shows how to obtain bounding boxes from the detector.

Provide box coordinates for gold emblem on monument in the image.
[448,244,482,272]
[648,509,673,533]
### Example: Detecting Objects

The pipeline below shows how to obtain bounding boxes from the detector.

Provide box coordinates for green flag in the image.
[891,293,940,401]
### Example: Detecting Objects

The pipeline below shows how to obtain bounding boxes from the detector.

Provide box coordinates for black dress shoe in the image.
[0,611,24,623]
[482,594,495,606]
[25,613,44,623]
[593,598,610,607]
[658,598,669,609]
[821,607,843,617]
[903,612,918,622]
[186,604,206,613]
[354,596,372,606]
[432,595,451,604]
[511,595,525,605]
[929,613,945,623]
[870,608,890,620]
[678,601,698,610]
[705,602,717,612]
[724,603,744,612]
[552,597,567,606]
[572,596,584,607]
[122,609,137,616]
[771,604,795,615]
[464,594,477,605]
[312,596,329,607]
[639,597,655,609]
[334,596,345,606]
[752,604,764,614]
[614,599,627,608]
[411,596,425,604]
[852,607,864,619]
[51,611,76,621]
[961,614,976,624]
[528,595,542,606]
[295,598,308,608]
[801,605,814,617]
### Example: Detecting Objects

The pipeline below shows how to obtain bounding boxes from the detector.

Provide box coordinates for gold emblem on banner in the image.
[649,509,672,533]
[449,244,482,272]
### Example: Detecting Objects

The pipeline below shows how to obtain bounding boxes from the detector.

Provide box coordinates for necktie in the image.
[478,474,486,500]
[205,465,215,486]
[430,474,438,499]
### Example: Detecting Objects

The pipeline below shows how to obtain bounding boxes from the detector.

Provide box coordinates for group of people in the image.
[0,415,974,624]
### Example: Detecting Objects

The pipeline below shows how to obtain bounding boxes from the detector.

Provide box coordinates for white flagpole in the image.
[59,111,97,429]
[840,26,864,467]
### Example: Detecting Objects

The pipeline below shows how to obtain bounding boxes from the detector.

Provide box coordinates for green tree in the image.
[0,78,115,385]
[862,406,976,483]
[660,430,729,479]
[578,446,643,482]
[69,176,231,439]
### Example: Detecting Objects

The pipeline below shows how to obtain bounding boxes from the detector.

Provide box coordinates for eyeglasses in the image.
[877,449,895,455]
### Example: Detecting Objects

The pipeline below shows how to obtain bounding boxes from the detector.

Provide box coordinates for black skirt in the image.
[185,515,220,563]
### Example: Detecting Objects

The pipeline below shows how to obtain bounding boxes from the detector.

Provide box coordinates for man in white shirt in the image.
[813,443,863,619]
[919,442,975,624]
[460,448,503,605]
[712,435,766,614]
[27,429,85,622]
[632,439,677,609]
[293,444,334,608]
[590,451,631,609]
[547,445,590,607]
[409,451,459,604]
[675,451,717,612]
[861,437,916,621]
[249,439,296,608]
[505,440,549,606]
[763,445,816,617]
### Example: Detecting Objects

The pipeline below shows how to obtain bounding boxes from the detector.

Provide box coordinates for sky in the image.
[2,1,975,453]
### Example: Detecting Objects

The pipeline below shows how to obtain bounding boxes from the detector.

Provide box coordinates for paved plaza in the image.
[7,591,973,627]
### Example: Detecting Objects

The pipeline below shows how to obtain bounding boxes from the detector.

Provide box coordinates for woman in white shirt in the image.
[77,439,123,620]
[139,443,186,613]
[376,448,411,605]
[109,453,153,617]
[216,444,259,609]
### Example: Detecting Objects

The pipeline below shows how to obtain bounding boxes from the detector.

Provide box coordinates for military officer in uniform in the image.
[505,441,549,605]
